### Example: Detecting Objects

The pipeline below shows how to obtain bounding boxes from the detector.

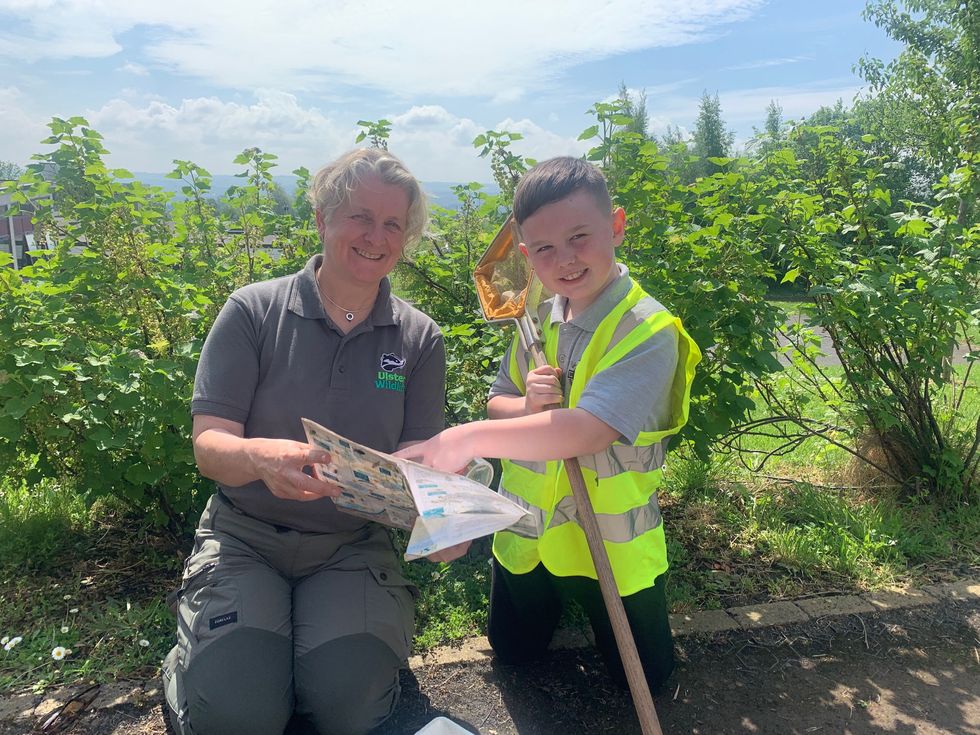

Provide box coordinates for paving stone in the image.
[795,595,875,618]
[670,610,739,636]
[728,601,809,630]
[863,589,937,611]
[922,579,980,602]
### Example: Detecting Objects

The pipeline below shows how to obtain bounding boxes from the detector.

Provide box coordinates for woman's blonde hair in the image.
[307,148,428,248]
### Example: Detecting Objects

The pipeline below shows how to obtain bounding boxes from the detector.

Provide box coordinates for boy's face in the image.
[518,189,625,315]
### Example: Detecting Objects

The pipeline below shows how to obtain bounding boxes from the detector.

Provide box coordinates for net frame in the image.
[473,215,532,323]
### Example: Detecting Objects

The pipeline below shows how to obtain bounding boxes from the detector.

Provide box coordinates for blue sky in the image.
[1,0,901,182]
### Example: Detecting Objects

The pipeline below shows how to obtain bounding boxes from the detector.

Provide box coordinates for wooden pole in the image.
[525,335,664,735]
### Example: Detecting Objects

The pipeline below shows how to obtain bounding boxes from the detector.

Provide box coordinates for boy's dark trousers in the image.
[487,558,675,691]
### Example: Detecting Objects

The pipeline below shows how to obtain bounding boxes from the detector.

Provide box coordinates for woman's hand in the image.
[393,425,474,475]
[193,416,342,501]
[247,438,343,501]
[523,365,563,414]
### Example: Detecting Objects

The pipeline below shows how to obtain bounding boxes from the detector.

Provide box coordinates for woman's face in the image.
[316,173,411,287]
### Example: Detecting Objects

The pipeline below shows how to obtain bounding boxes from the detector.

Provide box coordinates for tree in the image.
[691,92,734,178]
[763,100,783,144]
[0,161,23,180]
[617,82,649,139]
[859,0,980,208]
[269,181,293,216]
[748,100,786,161]
[655,124,691,177]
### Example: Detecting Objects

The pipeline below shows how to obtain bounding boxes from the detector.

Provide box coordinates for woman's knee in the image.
[295,633,402,735]
[182,629,293,735]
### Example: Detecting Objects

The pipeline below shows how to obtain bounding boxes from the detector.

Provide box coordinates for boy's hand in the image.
[393,425,474,475]
[524,365,563,414]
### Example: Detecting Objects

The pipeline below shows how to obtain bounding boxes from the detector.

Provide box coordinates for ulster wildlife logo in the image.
[376,352,406,392]
[380,353,407,372]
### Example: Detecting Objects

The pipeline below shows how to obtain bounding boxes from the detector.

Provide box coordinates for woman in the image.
[163,148,461,735]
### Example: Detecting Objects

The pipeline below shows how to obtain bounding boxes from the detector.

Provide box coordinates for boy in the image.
[396,157,700,690]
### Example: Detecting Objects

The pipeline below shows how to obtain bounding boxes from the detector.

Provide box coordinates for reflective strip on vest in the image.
[578,441,666,479]
[498,486,663,543]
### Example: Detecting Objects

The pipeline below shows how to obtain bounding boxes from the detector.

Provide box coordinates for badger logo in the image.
[380,352,407,372]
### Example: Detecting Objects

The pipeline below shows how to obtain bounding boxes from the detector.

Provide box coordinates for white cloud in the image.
[388,106,587,182]
[722,56,811,71]
[84,90,351,173]
[392,106,457,130]
[2,75,867,182]
[0,94,579,181]
[118,61,149,76]
[0,0,767,97]
[0,86,48,166]
[493,118,591,162]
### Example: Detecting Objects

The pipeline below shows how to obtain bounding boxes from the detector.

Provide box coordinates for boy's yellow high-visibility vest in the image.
[492,282,701,597]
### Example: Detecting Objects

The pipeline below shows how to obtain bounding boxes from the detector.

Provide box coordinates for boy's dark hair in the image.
[513,157,612,225]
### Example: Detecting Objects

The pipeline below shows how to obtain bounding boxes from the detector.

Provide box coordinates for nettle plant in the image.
[0,118,317,533]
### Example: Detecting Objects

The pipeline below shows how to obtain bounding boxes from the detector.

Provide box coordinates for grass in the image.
[0,475,179,692]
[657,357,979,613]
[660,455,980,613]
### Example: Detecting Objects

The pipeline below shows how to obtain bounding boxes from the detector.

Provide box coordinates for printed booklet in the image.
[302,418,535,560]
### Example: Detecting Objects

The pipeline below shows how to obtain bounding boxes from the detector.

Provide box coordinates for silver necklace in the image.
[317,276,375,322]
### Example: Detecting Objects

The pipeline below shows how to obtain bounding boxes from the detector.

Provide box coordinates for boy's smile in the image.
[518,189,626,318]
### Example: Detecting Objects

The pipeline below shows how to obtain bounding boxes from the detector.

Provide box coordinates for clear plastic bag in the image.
[463,457,494,487]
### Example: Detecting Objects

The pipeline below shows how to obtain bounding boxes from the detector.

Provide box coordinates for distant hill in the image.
[132,172,498,211]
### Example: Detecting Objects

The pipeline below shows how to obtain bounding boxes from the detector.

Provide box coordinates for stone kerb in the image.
[409,578,979,667]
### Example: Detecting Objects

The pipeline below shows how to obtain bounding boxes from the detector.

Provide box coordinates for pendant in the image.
[345,312,354,322]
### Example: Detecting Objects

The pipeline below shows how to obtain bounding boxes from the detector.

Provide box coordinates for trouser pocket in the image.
[175,560,243,670]
[364,565,416,661]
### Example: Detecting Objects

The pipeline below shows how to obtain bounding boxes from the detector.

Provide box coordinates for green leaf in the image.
[781,268,801,284]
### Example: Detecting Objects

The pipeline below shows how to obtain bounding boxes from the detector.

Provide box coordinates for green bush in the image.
[0,119,317,533]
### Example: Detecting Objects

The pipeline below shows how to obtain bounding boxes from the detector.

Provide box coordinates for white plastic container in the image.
[413,715,474,734]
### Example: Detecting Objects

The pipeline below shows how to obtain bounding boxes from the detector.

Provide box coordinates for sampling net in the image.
[473,216,531,322]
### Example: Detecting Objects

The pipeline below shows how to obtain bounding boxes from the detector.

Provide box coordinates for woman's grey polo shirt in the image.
[192,255,446,533]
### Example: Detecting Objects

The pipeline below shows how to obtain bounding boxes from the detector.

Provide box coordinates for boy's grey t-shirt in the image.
[192,255,446,533]
[489,264,678,444]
